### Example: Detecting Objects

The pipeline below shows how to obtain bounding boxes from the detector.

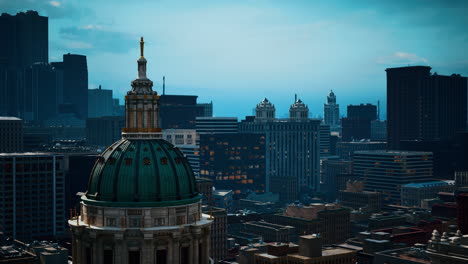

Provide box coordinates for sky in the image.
[1,0,468,119]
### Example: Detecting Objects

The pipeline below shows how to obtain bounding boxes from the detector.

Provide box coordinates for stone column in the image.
[203,232,210,264]
[193,238,199,264]
[167,238,173,264]
[114,233,124,264]
[173,238,180,264]
[143,233,154,264]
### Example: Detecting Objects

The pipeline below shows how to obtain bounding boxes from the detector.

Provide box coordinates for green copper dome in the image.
[83,138,200,207]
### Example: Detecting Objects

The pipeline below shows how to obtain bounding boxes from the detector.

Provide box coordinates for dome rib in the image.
[148,140,161,201]
[159,141,181,200]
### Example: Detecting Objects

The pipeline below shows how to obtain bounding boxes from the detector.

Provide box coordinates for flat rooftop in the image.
[0,116,22,121]
[354,150,432,156]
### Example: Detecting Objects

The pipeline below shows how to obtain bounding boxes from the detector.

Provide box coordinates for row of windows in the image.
[103,214,199,228]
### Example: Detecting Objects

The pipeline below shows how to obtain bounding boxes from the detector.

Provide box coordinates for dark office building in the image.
[321,160,353,201]
[199,133,266,194]
[86,116,125,146]
[63,153,97,216]
[342,104,377,141]
[88,85,114,118]
[0,153,65,241]
[51,54,88,119]
[400,132,468,179]
[159,95,212,129]
[0,11,49,118]
[386,66,467,149]
[0,117,23,153]
[22,63,61,121]
[0,11,48,69]
[347,104,377,120]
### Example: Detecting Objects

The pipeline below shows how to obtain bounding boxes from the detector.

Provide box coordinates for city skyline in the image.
[2,0,468,118]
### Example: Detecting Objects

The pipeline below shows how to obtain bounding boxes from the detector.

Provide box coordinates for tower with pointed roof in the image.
[289,98,309,121]
[69,38,212,264]
[324,90,340,130]
[255,98,275,122]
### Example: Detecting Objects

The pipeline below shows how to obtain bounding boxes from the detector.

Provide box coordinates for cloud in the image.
[377,52,428,65]
[59,25,135,54]
[49,1,60,7]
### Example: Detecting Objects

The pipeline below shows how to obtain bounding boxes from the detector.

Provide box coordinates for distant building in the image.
[289,99,309,121]
[213,189,233,210]
[338,181,382,212]
[386,66,467,149]
[202,206,228,262]
[51,53,88,119]
[238,235,356,264]
[371,120,387,141]
[324,90,340,130]
[354,151,434,206]
[321,159,353,201]
[159,94,210,129]
[163,129,200,176]
[195,117,238,134]
[320,124,331,157]
[240,98,321,193]
[197,102,213,117]
[0,153,65,241]
[22,63,61,121]
[457,193,468,234]
[399,132,468,180]
[0,117,23,152]
[270,176,298,202]
[199,133,266,194]
[336,141,387,160]
[88,85,114,118]
[271,203,351,245]
[241,221,296,243]
[341,104,377,142]
[401,181,455,207]
[86,116,125,146]
[196,177,214,204]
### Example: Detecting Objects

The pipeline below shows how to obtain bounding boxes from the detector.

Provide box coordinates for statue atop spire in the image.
[129,36,154,95]
[140,37,145,58]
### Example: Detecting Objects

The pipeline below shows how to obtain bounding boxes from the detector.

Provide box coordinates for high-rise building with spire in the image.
[324,90,340,130]
[69,38,212,264]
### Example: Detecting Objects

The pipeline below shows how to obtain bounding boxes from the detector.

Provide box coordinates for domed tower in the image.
[69,38,212,264]
[327,90,336,104]
[255,98,275,122]
[289,98,309,121]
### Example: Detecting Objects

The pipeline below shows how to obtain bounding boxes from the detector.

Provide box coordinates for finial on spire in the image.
[140,37,145,58]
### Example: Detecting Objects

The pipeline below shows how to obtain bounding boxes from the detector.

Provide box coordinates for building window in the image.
[129,218,141,228]
[154,218,165,226]
[143,157,151,165]
[106,218,117,227]
[177,216,185,225]
[160,158,168,165]
[127,209,142,215]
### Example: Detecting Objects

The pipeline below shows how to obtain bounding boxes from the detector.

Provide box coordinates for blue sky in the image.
[2,0,468,118]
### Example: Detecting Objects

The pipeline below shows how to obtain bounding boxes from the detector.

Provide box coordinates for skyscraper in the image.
[69,38,212,264]
[386,66,467,149]
[88,85,114,118]
[341,103,377,141]
[51,54,88,119]
[0,11,49,118]
[0,11,48,69]
[324,90,340,130]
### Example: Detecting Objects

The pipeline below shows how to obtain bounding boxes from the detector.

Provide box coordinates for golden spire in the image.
[140,37,145,58]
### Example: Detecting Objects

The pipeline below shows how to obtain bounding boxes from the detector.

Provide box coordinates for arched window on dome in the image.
[143,157,151,165]
[160,157,168,165]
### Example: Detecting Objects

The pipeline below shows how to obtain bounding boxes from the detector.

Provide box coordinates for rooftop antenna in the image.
[162,76,166,95]
[295,93,297,102]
